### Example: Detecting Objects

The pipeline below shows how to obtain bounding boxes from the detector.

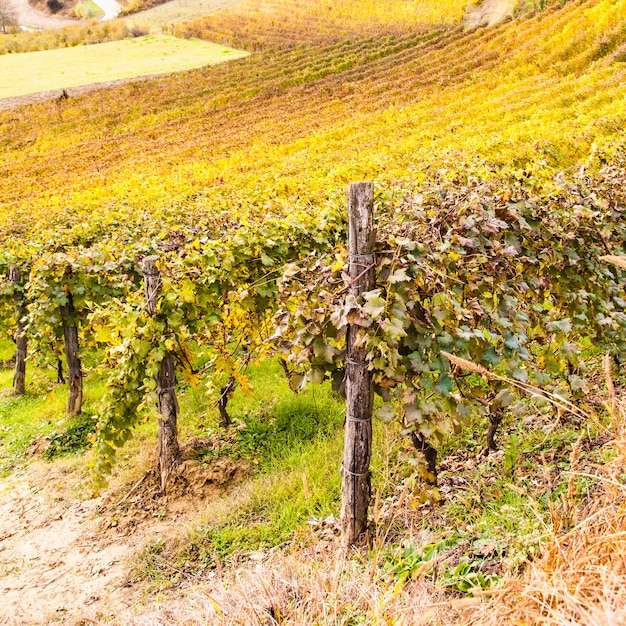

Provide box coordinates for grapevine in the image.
[0,0,624,494]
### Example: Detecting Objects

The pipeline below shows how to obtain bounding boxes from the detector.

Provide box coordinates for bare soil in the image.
[0,455,248,625]
[6,0,76,29]
[28,0,80,20]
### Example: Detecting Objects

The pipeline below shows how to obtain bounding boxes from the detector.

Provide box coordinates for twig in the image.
[335,263,376,297]
[114,470,155,508]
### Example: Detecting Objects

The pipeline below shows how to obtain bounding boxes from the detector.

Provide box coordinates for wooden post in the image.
[341,182,375,547]
[59,268,82,416]
[9,265,27,396]
[142,255,180,494]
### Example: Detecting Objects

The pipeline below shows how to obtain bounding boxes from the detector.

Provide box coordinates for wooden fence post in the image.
[142,255,180,494]
[60,268,82,416]
[342,182,375,547]
[9,265,27,396]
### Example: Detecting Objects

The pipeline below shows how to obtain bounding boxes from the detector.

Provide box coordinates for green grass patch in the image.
[134,364,345,584]
[0,373,65,476]
[42,412,98,460]
[0,35,249,99]
[137,433,343,584]
[0,338,14,363]
[180,359,345,468]
[74,0,105,19]
[0,359,111,475]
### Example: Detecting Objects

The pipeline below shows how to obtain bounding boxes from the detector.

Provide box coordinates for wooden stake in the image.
[142,255,180,494]
[9,265,27,396]
[341,182,375,547]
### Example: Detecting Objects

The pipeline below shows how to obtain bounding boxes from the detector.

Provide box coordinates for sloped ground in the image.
[462,399,626,626]
[6,0,76,29]
[0,456,246,624]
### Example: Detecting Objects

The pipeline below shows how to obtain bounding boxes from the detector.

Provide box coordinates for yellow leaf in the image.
[181,368,201,388]
[236,373,252,395]
[94,324,113,344]
[331,254,346,272]
[180,280,196,304]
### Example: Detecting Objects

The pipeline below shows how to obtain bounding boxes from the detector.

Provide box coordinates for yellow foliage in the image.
[0,0,625,246]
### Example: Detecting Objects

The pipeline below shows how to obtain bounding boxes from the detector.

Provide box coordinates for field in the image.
[0,0,625,623]
[2,0,626,234]
[125,0,244,28]
[0,34,248,99]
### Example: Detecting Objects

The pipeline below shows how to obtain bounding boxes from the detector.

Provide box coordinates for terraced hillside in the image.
[170,0,467,49]
[0,1,625,623]
[1,0,625,244]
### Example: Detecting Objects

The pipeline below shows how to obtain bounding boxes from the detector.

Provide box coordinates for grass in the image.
[461,398,626,626]
[137,361,346,582]
[74,0,105,19]
[0,34,248,99]
[126,392,625,624]
[0,332,623,625]
[0,357,112,475]
[0,338,13,362]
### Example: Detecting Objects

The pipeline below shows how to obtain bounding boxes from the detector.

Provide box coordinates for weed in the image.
[42,413,97,460]
[441,557,500,593]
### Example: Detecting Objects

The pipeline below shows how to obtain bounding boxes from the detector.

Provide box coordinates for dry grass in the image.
[117,379,626,625]
[108,346,626,626]
[120,538,451,625]
[460,395,626,626]
[600,255,626,271]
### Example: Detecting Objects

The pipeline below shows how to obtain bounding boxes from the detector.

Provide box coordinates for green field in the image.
[0,34,248,99]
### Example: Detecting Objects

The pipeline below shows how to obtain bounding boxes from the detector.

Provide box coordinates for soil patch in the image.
[29,0,80,19]
[0,455,248,624]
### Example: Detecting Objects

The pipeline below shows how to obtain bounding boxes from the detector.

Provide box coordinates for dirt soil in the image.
[6,0,76,29]
[28,0,80,20]
[0,455,248,625]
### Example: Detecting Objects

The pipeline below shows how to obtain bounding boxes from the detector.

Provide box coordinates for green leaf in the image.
[362,291,386,319]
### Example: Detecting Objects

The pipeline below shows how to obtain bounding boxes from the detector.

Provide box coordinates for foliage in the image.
[275,161,626,444]
[384,538,500,594]
[2,0,625,236]
[0,0,625,487]
[74,0,104,19]
[169,0,467,50]
[118,0,170,16]
[42,412,97,459]
[0,19,139,55]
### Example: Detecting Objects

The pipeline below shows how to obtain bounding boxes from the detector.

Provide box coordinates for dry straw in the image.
[600,255,626,270]
[458,394,626,626]
[441,351,590,420]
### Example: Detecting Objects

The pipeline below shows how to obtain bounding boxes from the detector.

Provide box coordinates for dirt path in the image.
[7,0,76,30]
[0,457,238,624]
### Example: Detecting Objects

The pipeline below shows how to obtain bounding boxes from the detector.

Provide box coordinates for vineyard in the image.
[1,0,626,622]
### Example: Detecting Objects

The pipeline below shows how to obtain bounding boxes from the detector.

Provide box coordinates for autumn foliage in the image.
[0,0,624,489]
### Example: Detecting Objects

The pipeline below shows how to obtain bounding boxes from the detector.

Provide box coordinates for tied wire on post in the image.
[350,252,375,266]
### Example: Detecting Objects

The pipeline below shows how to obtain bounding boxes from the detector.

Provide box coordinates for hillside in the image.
[0,0,625,623]
[1,0,625,243]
